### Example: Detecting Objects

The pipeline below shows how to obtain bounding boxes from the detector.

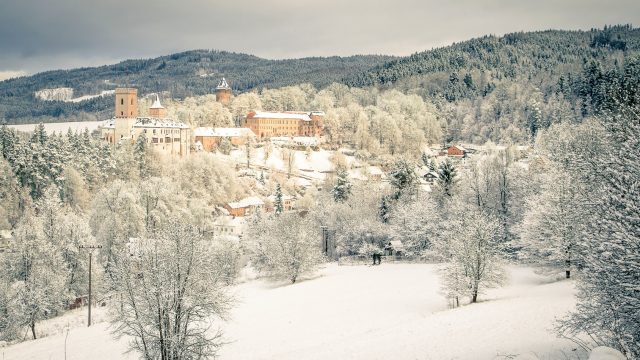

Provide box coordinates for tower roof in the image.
[216,77,231,90]
[150,94,164,109]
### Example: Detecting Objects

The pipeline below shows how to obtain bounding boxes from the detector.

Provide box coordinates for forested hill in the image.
[344,25,640,92]
[0,51,394,124]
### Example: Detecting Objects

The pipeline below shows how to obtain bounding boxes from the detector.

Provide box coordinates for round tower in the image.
[215,77,232,105]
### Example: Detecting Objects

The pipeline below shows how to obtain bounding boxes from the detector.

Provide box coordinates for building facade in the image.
[244,111,324,139]
[194,127,256,151]
[101,89,191,156]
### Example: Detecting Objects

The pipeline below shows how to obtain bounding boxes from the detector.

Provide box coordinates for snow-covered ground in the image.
[225,146,357,182]
[0,264,581,360]
[7,121,103,134]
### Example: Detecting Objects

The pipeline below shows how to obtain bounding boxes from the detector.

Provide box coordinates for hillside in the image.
[0,264,582,360]
[0,51,394,124]
[344,25,640,93]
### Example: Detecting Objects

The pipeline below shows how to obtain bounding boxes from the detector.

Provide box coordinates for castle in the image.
[101,88,191,156]
[244,111,324,139]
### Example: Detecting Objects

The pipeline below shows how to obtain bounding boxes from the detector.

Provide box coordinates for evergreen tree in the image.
[436,159,458,198]
[332,168,352,203]
[378,195,391,224]
[274,183,284,215]
[134,132,150,179]
[259,171,265,185]
[421,152,430,166]
[388,159,418,200]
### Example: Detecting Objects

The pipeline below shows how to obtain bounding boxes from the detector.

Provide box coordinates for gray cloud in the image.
[0,0,639,75]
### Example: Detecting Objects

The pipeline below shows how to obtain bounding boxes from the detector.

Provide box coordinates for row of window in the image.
[143,128,182,135]
[151,137,182,144]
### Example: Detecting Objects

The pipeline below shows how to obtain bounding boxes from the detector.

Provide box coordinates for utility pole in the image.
[79,245,102,327]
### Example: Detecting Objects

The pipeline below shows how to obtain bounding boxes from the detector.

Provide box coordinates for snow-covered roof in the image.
[368,166,384,175]
[248,111,312,121]
[194,127,256,137]
[450,145,467,152]
[216,77,231,90]
[150,94,164,109]
[101,117,189,129]
[227,196,264,209]
[213,215,246,227]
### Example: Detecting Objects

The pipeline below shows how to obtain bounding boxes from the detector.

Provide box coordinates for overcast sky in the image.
[0,0,639,79]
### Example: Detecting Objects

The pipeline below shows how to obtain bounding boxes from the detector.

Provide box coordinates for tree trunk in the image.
[31,322,36,340]
[566,259,571,279]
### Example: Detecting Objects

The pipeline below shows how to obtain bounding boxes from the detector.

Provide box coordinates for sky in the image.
[0,0,639,80]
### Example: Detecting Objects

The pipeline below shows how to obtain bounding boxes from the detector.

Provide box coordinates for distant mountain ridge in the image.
[0,50,394,124]
[2,25,639,126]
[343,25,640,90]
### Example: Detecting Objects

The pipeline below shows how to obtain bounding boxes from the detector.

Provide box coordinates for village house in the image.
[194,127,256,151]
[224,196,265,217]
[212,215,247,238]
[244,111,324,139]
[368,166,384,181]
[101,89,190,156]
[447,145,467,157]
[266,194,295,212]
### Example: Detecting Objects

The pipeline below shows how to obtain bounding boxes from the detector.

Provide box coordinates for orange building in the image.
[224,197,264,217]
[244,111,323,139]
[447,145,467,157]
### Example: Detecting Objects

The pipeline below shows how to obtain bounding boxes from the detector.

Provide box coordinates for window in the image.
[121,111,124,116]
[120,98,124,105]
[131,98,133,105]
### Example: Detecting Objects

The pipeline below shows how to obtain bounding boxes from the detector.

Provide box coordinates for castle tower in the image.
[215,77,232,105]
[115,88,138,118]
[114,88,138,143]
[149,94,167,118]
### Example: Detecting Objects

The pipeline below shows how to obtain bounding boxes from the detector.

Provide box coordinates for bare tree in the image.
[110,220,232,360]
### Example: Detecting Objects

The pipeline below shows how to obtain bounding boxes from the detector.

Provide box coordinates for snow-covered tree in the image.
[249,213,325,283]
[110,221,232,359]
[557,104,640,358]
[435,158,458,198]
[378,195,392,224]
[274,183,284,215]
[519,168,586,278]
[437,206,505,305]
[332,168,352,203]
[1,209,67,339]
[388,159,418,200]
[390,194,440,255]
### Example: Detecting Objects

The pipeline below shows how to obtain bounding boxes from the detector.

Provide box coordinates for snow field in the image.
[1,264,582,360]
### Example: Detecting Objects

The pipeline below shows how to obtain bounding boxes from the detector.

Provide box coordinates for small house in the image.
[368,166,384,181]
[224,196,264,217]
[447,145,467,157]
[266,194,295,212]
